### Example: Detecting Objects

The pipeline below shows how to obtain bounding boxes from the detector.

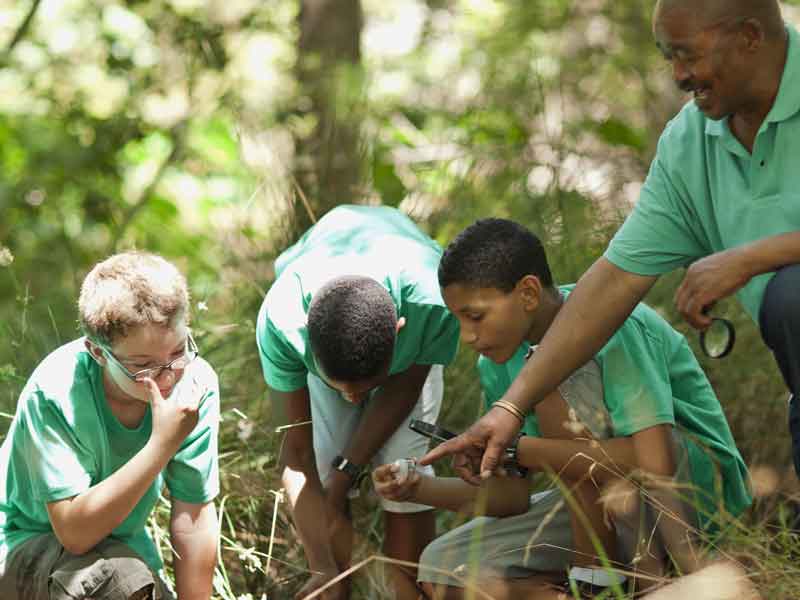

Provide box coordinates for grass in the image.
[2,259,800,600]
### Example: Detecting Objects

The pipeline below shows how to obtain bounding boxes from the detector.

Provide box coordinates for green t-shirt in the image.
[605,24,800,322]
[478,286,752,530]
[0,339,220,571]
[256,204,460,393]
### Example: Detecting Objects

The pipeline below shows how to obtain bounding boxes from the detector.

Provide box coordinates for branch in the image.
[4,0,42,56]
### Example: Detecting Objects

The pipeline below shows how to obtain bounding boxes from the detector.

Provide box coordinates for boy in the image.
[378,218,751,599]
[0,252,220,600]
[256,204,459,599]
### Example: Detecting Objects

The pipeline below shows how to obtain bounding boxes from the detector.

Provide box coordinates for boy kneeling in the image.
[374,219,751,599]
[0,253,220,600]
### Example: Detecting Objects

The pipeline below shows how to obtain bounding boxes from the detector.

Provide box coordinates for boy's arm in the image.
[515,429,640,485]
[331,363,432,499]
[372,464,530,517]
[46,379,200,555]
[516,385,677,486]
[170,499,217,600]
[275,386,346,584]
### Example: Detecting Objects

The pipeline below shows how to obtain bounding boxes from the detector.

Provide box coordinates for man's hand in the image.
[675,247,753,329]
[295,568,347,600]
[418,406,521,484]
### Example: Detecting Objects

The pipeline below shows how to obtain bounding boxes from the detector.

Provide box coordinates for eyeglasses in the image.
[100,334,199,382]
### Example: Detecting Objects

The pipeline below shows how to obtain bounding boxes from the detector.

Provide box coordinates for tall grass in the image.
[2,247,800,600]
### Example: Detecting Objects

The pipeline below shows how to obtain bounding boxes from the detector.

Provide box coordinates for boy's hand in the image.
[144,377,200,453]
[371,462,421,502]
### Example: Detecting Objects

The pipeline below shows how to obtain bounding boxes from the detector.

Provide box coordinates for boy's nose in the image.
[343,391,365,404]
[461,329,478,345]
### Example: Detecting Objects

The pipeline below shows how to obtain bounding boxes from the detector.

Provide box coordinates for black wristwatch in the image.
[504,432,528,477]
[331,455,364,486]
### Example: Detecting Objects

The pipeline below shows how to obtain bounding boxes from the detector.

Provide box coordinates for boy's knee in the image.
[49,545,158,600]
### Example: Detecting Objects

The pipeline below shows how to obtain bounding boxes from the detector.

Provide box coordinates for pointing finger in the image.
[418,435,469,466]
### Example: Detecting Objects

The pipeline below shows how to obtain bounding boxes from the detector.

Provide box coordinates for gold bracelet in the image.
[493,399,526,423]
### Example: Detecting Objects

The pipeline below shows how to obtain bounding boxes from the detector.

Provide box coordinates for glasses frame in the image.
[100,334,199,382]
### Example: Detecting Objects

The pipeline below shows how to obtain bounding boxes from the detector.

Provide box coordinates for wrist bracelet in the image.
[493,399,526,423]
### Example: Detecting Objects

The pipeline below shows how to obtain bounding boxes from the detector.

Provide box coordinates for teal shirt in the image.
[478,287,752,531]
[0,339,220,570]
[606,24,800,322]
[256,205,460,393]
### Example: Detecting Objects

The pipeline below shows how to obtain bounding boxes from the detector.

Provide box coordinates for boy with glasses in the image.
[0,252,220,600]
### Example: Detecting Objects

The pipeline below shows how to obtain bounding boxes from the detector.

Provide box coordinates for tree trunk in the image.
[293,0,364,238]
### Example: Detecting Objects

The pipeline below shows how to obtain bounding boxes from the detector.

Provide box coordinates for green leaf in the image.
[590,118,646,151]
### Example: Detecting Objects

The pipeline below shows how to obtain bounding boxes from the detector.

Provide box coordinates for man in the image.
[256,204,459,599]
[422,0,800,480]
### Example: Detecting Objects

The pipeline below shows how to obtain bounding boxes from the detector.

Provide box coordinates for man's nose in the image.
[672,59,691,88]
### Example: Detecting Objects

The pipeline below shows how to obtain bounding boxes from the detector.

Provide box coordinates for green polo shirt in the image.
[606,24,800,322]
[256,204,460,393]
[478,286,752,531]
[0,339,220,570]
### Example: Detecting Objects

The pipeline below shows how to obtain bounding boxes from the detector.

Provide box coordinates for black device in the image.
[409,419,457,445]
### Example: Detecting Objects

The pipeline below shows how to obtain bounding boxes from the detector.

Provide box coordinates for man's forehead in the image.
[653,0,725,53]
[654,1,712,35]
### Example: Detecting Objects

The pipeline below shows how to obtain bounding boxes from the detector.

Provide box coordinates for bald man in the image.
[423,0,800,480]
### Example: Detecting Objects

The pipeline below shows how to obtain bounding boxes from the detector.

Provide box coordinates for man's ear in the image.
[517,275,543,311]
[739,17,766,53]
[396,316,406,333]
[84,339,106,365]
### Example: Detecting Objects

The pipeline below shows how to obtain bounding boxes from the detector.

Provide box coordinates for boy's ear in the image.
[396,316,406,333]
[517,275,543,310]
[84,339,107,365]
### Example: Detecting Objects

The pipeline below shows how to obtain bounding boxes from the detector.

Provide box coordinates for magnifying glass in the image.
[699,317,735,359]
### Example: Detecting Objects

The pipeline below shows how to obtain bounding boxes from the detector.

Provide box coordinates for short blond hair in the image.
[78,252,190,344]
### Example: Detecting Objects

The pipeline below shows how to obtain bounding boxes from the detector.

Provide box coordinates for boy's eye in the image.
[467,314,483,322]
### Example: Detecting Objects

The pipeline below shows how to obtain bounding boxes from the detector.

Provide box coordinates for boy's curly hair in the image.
[78,252,189,344]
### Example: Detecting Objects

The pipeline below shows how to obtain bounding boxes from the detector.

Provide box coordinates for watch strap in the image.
[504,432,528,477]
[331,455,363,483]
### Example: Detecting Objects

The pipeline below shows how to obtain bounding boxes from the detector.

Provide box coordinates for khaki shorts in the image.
[0,534,174,600]
[418,359,697,587]
[308,364,443,513]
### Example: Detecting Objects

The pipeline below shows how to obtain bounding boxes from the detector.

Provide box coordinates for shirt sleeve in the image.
[596,318,676,437]
[256,301,309,393]
[605,145,711,275]
[20,390,94,503]
[164,366,220,504]
[410,305,460,366]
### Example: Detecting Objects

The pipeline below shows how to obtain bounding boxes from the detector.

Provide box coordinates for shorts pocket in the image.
[49,557,113,599]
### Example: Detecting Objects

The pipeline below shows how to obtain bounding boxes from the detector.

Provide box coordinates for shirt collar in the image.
[764,23,800,124]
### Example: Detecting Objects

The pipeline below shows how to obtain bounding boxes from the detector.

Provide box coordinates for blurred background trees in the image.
[2,0,800,597]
